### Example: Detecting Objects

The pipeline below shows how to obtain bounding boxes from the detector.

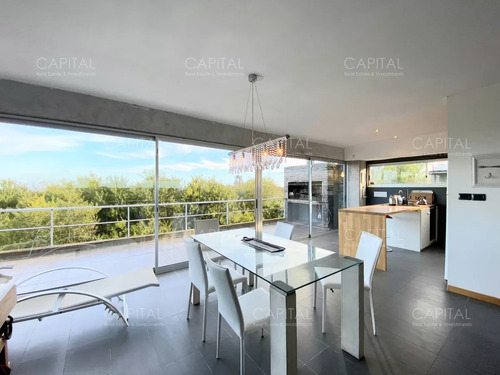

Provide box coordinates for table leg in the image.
[270,282,297,375]
[341,262,364,359]
[191,286,200,305]
[248,273,254,287]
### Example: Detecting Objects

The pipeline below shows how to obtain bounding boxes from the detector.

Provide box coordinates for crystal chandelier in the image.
[228,135,289,174]
[228,74,289,174]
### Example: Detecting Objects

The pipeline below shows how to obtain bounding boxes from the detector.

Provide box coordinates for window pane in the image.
[263,157,308,239]
[0,122,155,291]
[310,161,345,235]
[427,160,448,184]
[369,160,447,186]
[157,141,256,267]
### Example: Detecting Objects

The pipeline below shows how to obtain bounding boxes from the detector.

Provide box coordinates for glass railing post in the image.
[226,201,229,226]
[127,206,131,238]
[50,209,54,247]
[185,204,188,231]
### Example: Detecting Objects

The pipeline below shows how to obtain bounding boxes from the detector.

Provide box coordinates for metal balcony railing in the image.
[0,198,286,250]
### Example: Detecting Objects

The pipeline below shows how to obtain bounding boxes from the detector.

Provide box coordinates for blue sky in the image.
[0,122,291,189]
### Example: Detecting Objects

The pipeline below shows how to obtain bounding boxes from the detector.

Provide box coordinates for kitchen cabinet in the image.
[387,206,437,251]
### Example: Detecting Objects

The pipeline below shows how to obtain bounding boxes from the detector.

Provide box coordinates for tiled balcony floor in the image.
[3,229,500,375]
[6,222,331,294]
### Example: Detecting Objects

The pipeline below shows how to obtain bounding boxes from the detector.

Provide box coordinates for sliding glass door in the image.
[310,160,345,237]
[155,139,259,269]
[262,157,345,239]
[0,122,156,287]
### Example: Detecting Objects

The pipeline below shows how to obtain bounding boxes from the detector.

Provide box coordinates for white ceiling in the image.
[1,0,499,148]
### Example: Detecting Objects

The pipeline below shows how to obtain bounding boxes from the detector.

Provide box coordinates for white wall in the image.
[346,161,366,208]
[345,130,448,161]
[446,83,500,298]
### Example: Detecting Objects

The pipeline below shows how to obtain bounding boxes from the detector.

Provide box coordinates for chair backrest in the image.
[194,218,220,235]
[206,256,244,337]
[355,232,383,289]
[184,237,209,293]
[274,222,294,240]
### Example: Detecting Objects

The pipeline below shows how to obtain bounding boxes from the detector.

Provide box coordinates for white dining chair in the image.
[194,218,224,263]
[206,256,270,375]
[274,221,294,240]
[184,237,247,342]
[313,231,383,335]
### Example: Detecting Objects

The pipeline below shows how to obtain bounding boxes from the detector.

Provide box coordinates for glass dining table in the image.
[192,228,364,375]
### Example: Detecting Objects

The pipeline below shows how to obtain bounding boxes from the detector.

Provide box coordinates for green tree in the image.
[0,173,286,252]
[0,181,98,250]
[0,179,34,209]
[182,176,235,227]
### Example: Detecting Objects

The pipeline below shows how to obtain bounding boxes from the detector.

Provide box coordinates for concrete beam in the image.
[0,79,344,161]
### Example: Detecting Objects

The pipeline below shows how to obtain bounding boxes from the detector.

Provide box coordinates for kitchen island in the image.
[338,204,433,271]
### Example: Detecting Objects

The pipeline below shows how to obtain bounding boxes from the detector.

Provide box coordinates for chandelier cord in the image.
[241,83,252,145]
[251,80,254,144]
[254,84,268,135]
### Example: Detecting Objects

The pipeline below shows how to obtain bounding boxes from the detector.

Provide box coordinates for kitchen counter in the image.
[338,204,434,271]
[341,204,432,215]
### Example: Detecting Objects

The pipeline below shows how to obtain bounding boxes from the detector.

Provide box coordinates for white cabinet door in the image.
[420,208,431,249]
[386,211,421,251]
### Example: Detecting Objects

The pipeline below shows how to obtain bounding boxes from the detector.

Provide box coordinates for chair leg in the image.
[313,282,317,309]
[322,286,326,334]
[202,292,208,342]
[369,290,376,335]
[261,328,264,338]
[216,313,221,359]
[186,283,193,320]
[240,337,245,375]
[242,279,248,294]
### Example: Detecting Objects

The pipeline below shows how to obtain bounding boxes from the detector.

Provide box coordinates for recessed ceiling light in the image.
[394,135,398,139]
[375,129,379,133]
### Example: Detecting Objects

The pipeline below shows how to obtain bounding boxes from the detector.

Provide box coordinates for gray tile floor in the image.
[6,232,500,375]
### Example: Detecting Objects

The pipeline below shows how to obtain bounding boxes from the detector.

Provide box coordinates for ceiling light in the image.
[375,129,379,133]
[394,135,398,139]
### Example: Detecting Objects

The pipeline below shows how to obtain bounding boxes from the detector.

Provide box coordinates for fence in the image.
[0,198,286,251]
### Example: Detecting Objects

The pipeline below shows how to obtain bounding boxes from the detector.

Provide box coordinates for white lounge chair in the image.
[11,267,159,327]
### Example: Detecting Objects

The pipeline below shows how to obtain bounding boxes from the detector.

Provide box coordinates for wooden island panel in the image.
[339,211,387,271]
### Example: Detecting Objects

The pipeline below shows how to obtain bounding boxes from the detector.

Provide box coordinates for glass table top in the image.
[191,228,362,294]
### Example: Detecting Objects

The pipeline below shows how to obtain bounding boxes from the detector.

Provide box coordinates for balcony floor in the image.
[4,230,500,375]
